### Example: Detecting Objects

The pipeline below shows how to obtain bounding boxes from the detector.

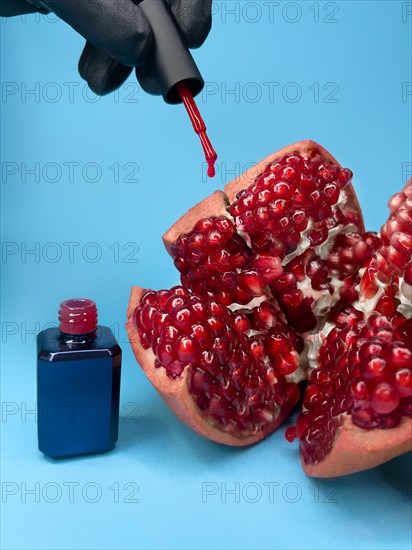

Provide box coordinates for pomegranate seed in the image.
[324,183,340,205]
[191,368,212,392]
[285,426,297,442]
[318,163,340,183]
[371,382,400,414]
[157,342,174,366]
[308,226,328,246]
[139,305,157,331]
[174,336,197,363]
[233,313,250,334]
[237,271,266,296]
[350,379,369,400]
[336,168,353,188]
[159,325,178,343]
[394,369,412,397]
[167,360,185,379]
[204,230,225,252]
[141,291,158,305]
[194,218,214,232]
[191,324,214,349]
[170,306,194,331]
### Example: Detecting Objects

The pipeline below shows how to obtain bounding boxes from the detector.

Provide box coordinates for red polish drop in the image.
[177,81,218,178]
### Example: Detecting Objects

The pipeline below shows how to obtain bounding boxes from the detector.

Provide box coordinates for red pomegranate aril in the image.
[174,335,197,363]
[285,426,297,442]
[167,360,186,379]
[206,316,225,333]
[350,379,369,400]
[324,183,340,205]
[255,189,272,206]
[157,342,174,366]
[254,207,270,226]
[139,304,157,331]
[391,232,412,253]
[219,271,237,289]
[388,346,412,368]
[237,271,266,296]
[191,368,212,393]
[170,306,194,331]
[141,290,158,305]
[254,303,279,329]
[204,230,225,252]
[371,382,400,414]
[351,406,380,429]
[194,218,214,233]
[283,291,304,309]
[318,163,340,183]
[300,173,316,192]
[375,294,397,316]
[189,300,208,322]
[336,168,353,188]
[273,272,297,292]
[188,232,205,250]
[308,226,328,247]
[292,210,309,231]
[165,295,185,312]
[213,337,234,363]
[191,324,214,349]
[276,352,299,375]
[271,181,294,199]
[252,255,283,283]
[267,333,290,356]
[152,310,170,332]
[160,324,179,342]
[268,199,288,217]
[404,262,412,285]
[394,369,412,397]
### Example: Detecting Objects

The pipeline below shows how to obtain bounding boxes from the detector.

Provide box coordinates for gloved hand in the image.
[3,0,212,96]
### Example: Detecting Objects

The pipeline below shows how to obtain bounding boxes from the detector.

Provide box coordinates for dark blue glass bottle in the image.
[37,299,122,458]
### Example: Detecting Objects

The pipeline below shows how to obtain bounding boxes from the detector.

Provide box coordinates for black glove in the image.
[3,0,212,96]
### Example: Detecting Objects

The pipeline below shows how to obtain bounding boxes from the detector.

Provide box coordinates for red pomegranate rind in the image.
[224,140,364,233]
[126,286,298,446]
[303,415,412,478]
[163,191,229,257]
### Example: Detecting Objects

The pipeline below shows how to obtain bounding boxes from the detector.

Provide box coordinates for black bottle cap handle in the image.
[139,0,204,104]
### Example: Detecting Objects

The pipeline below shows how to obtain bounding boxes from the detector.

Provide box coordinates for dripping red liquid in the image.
[177,81,218,178]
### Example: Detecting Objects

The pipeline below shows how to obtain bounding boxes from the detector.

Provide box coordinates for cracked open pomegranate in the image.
[126,141,412,476]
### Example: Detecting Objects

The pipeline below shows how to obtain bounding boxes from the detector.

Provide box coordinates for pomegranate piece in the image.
[166,141,364,332]
[291,310,412,474]
[127,285,300,445]
[289,180,412,477]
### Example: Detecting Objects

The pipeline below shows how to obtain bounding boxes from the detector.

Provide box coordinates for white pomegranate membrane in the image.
[131,145,412,470]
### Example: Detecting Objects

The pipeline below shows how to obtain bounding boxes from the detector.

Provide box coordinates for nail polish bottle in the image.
[37,299,122,459]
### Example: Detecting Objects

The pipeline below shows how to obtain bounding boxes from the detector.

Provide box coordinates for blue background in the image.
[1,1,411,549]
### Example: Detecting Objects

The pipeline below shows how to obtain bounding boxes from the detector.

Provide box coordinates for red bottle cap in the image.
[58,299,98,335]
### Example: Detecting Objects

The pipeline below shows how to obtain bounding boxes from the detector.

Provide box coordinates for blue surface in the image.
[1,2,411,549]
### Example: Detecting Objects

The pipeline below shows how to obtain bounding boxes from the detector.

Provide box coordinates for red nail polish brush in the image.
[139,0,217,178]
